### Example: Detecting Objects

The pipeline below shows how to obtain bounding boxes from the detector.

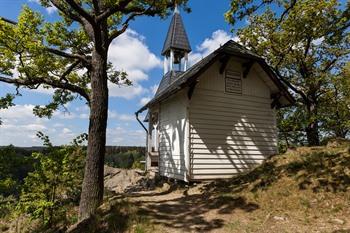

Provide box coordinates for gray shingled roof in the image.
[137,40,295,113]
[161,12,191,56]
[154,71,183,97]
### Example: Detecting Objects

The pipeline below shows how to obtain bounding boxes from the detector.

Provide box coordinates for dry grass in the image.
[69,140,350,233]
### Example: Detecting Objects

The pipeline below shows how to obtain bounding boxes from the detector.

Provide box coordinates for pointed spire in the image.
[161,6,191,56]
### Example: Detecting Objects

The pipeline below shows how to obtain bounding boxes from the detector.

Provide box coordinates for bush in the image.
[0,145,34,197]
[17,133,85,227]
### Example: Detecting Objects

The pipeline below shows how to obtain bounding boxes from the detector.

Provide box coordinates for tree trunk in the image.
[305,101,320,146]
[306,122,320,146]
[78,48,108,220]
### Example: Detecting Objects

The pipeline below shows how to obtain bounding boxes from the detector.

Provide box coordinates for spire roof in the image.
[161,10,191,56]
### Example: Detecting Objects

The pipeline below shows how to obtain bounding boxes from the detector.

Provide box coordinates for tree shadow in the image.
[204,148,350,195]
[189,97,278,180]
[333,229,350,233]
[158,97,187,180]
[135,192,259,232]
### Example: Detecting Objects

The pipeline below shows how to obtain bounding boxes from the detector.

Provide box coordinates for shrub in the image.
[17,133,85,227]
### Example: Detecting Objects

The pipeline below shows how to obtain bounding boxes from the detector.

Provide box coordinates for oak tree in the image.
[0,0,188,220]
[226,0,350,145]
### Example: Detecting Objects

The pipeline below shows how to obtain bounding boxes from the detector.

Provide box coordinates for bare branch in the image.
[0,75,90,103]
[46,48,90,64]
[279,0,297,23]
[108,4,155,44]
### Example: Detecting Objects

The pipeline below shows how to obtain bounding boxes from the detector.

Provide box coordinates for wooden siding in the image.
[189,60,278,180]
[158,91,188,181]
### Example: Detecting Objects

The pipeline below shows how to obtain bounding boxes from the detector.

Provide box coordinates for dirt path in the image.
[103,166,350,233]
[124,184,259,233]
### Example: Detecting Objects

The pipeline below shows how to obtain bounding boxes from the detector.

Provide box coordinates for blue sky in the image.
[0,0,245,146]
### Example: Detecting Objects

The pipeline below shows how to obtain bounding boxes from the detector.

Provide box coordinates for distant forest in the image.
[0,145,146,170]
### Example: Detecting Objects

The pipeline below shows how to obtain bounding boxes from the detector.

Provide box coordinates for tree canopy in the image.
[226,0,350,145]
[0,0,188,220]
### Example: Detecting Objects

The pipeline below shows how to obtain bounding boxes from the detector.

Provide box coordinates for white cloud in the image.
[62,128,72,134]
[28,0,57,14]
[138,84,159,106]
[150,84,159,95]
[108,29,162,99]
[139,97,151,106]
[109,83,146,99]
[189,30,239,66]
[109,110,134,122]
[108,29,161,73]
[0,104,86,146]
[106,126,145,146]
[46,5,57,14]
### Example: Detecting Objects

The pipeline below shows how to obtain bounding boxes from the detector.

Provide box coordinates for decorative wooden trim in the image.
[219,55,230,74]
[242,61,254,78]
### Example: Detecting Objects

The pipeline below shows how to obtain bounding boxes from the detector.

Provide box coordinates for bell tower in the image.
[162,5,192,74]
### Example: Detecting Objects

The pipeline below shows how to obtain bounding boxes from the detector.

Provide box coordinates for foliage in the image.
[0,1,189,116]
[0,0,189,218]
[17,133,85,226]
[0,195,17,218]
[0,145,34,197]
[0,94,15,125]
[226,0,350,146]
[105,149,144,169]
[319,63,350,138]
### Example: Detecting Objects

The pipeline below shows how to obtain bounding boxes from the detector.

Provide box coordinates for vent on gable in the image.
[225,70,242,94]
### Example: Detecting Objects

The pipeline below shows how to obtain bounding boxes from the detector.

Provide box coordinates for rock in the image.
[104,165,121,177]
[330,218,345,225]
[162,182,171,191]
[104,168,145,193]
[273,216,287,221]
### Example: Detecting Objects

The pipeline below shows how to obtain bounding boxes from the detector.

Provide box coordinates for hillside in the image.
[66,140,350,233]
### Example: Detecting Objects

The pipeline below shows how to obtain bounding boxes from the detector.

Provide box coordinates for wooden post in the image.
[184,52,188,71]
[146,116,153,170]
[170,50,174,71]
[163,56,168,74]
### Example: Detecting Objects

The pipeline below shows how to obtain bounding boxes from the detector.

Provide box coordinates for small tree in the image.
[18,132,85,226]
[226,0,350,145]
[0,0,189,219]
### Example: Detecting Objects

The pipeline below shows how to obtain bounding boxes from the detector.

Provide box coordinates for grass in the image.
[13,140,350,233]
[205,141,350,232]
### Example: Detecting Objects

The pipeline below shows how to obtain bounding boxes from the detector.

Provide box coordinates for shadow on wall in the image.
[159,117,186,179]
[190,109,277,178]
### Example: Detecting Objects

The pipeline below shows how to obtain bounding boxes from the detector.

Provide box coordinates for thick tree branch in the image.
[46,48,90,65]
[272,67,308,102]
[49,0,95,40]
[65,0,95,25]
[96,0,134,22]
[50,0,85,25]
[107,7,151,44]
[61,60,81,81]
[0,76,90,103]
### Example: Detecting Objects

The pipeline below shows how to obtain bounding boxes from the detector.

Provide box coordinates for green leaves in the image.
[227,0,350,145]
[18,133,85,226]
